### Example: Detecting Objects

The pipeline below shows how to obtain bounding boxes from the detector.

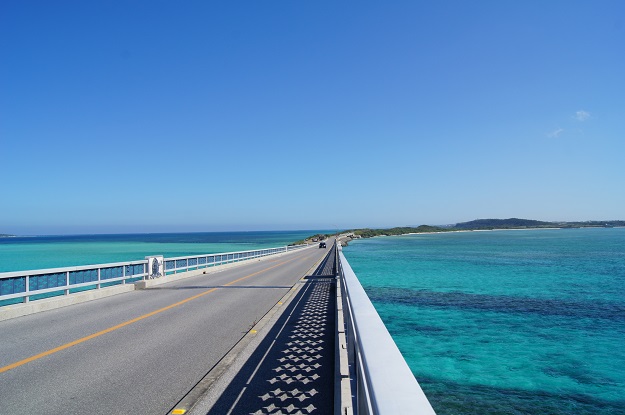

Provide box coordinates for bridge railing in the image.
[337,244,436,415]
[163,246,298,275]
[0,260,149,306]
[0,243,310,306]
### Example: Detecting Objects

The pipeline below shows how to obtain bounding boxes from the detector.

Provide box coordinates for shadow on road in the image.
[205,247,337,415]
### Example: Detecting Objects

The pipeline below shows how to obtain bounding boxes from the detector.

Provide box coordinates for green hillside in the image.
[453,218,554,230]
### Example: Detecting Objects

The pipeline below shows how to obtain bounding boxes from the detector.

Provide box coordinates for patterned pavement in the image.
[206,246,336,415]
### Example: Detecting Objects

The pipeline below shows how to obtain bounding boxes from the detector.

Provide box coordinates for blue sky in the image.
[1,1,624,234]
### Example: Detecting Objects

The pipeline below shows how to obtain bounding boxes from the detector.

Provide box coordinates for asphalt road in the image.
[203,243,337,415]
[0,244,330,415]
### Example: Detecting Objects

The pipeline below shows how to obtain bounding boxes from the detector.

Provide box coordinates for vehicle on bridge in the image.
[319,241,326,248]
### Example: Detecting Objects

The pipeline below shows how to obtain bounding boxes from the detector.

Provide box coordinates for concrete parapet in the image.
[0,284,135,322]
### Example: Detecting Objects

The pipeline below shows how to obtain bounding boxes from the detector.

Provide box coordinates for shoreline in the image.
[401,227,564,236]
[346,226,624,243]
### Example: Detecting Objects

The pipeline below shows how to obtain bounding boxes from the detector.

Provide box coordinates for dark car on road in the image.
[319,241,326,248]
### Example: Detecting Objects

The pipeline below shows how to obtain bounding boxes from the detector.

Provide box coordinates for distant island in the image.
[290,218,625,245]
[452,218,625,230]
[0,234,15,238]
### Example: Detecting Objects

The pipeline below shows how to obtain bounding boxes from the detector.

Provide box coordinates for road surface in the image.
[0,244,330,414]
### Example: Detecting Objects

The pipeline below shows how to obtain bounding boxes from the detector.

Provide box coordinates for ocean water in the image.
[0,230,324,272]
[342,228,625,415]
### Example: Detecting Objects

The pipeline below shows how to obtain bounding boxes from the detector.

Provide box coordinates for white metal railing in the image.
[0,243,311,306]
[337,245,436,414]
[0,260,148,305]
[163,244,308,274]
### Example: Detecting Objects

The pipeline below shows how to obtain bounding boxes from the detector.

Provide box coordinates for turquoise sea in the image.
[342,228,625,415]
[0,231,323,273]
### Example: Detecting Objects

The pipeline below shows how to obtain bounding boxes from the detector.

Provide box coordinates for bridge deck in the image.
[197,247,337,415]
[0,244,334,415]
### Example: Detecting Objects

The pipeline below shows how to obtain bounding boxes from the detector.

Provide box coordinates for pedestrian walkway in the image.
[206,247,337,415]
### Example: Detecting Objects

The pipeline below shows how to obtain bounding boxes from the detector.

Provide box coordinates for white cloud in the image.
[548,128,564,138]
[575,110,590,121]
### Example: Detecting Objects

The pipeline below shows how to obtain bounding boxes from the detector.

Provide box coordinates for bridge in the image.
[0,238,435,414]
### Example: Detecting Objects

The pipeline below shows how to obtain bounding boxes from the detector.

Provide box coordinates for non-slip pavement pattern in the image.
[206,247,336,415]
[314,244,336,278]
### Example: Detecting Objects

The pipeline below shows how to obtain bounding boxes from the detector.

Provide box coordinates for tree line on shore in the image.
[290,218,625,245]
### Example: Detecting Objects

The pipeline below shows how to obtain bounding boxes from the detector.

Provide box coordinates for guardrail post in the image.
[25,275,30,303]
[97,268,101,289]
[65,271,70,295]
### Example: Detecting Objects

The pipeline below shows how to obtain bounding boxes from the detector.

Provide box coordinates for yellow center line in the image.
[0,254,305,374]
